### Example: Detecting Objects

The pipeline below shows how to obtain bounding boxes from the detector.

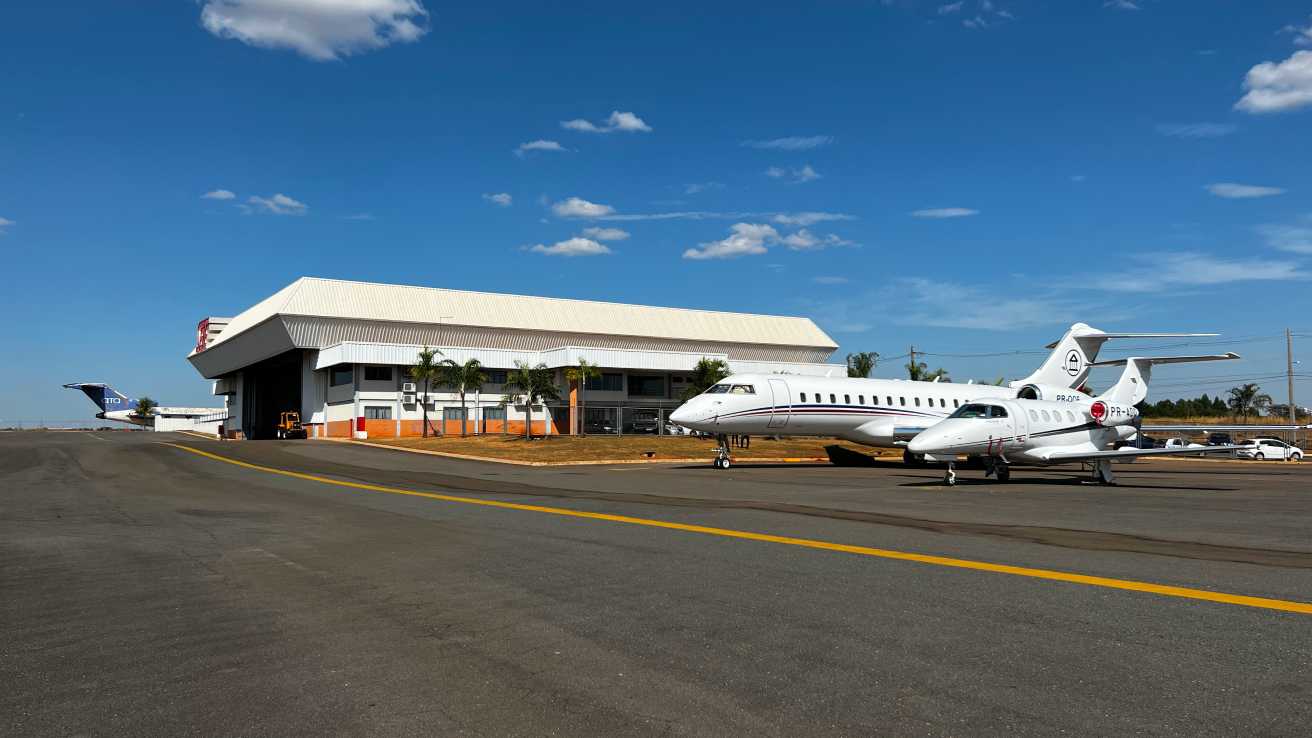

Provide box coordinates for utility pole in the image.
[1289,328,1297,444]
[909,345,918,380]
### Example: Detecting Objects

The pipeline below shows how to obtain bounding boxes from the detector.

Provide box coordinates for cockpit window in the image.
[952,403,989,419]
[729,385,755,394]
[950,403,1009,419]
[705,384,731,394]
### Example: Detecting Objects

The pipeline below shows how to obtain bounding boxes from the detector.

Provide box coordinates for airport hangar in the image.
[187,278,840,440]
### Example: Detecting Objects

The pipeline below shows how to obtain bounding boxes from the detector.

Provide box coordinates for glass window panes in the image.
[485,370,508,384]
[330,367,353,387]
[442,407,467,420]
[364,366,392,382]
[585,373,622,391]
[1042,410,1051,421]
[628,375,665,396]
[482,407,505,420]
[364,406,392,420]
[1030,410,1039,421]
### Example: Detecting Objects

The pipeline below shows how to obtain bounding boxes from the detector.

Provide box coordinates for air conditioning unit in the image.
[403,393,417,404]
[403,383,416,393]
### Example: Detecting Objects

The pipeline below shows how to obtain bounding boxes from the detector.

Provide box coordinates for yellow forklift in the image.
[277,411,307,439]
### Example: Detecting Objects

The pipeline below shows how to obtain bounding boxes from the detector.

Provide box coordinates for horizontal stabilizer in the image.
[1088,352,1239,368]
[1141,424,1312,433]
[1044,332,1217,349]
[1041,445,1246,462]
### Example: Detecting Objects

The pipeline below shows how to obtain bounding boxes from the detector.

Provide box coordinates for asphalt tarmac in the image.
[3,431,1311,737]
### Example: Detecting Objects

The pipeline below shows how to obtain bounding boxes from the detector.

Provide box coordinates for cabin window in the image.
[728,384,755,394]
[364,406,392,420]
[830,394,836,404]
[989,405,1009,418]
[1067,411,1075,422]
[953,399,959,408]
[873,396,879,405]
[859,395,864,404]
[914,398,921,407]
[844,394,850,404]
[705,384,731,394]
[1041,410,1051,422]
[887,396,893,406]
[952,403,989,419]
[1030,410,1039,422]
[799,392,807,402]
[899,397,905,406]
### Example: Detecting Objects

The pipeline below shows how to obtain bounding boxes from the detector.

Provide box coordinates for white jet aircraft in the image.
[669,323,1216,468]
[64,382,222,428]
[905,354,1246,485]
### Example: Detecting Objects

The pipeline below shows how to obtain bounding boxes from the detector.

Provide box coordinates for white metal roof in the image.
[210,277,837,351]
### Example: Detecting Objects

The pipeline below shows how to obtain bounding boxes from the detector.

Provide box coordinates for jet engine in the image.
[1015,384,1089,403]
[1088,400,1138,426]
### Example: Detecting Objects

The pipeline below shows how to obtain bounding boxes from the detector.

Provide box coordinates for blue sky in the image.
[3,0,1311,420]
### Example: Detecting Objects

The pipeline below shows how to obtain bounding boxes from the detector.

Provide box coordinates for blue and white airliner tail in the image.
[64,383,221,427]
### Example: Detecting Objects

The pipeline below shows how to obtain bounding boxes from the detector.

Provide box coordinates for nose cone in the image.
[670,401,715,429]
[906,431,947,456]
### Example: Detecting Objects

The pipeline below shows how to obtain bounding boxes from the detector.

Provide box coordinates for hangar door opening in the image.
[241,350,303,440]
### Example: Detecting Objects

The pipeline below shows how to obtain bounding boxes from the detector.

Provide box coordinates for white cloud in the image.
[551,197,616,219]
[199,0,428,61]
[201,189,235,200]
[683,223,779,260]
[1154,122,1239,137]
[910,207,979,218]
[813,276,849,284]
[937,1,962,13]
[249,193,308,215]
[1258,224,1312,253]
[343,213,374,220]
[791,165,822,184]
[514,140,566,157]
[0,217,13,234]
[1088,252,1309,292]
[1235,50,1312,113]
[483,193,512,207]
[772,212,856,226]
[581,227,630,241]
[1104,0,1138,9]
[560,111,652,133]
[764,167,786,178]
[963,15,987,28]
[1070,175,1086,182]
[782,229,859,251]
[1277,16,1312,45]
[740,136,833,151]
[531,237,611,257]
[1203,183,1287,199]
[685,182,724,194]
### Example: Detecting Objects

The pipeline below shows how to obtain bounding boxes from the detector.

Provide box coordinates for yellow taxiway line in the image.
[80,432,112,442]
[160,442,1312,616]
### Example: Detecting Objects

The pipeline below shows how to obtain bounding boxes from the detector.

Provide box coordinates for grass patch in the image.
[362,434,893,463]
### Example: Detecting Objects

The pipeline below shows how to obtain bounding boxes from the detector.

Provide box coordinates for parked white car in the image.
[1156,437,1208,456]
[1235,438,1304,461]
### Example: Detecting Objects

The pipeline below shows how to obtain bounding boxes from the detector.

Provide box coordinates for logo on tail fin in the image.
[1064,350,1082,377]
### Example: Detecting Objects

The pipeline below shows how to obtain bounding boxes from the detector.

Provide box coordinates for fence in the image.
[378,406,688,438]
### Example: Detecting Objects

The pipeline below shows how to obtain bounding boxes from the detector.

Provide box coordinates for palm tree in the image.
[438,358,487,437]
[565,359,602,436]
[131,397,158,423]
[846,351,880,378]
[680,358,731,402]
[500,361,562,439]
[906,358,950,382]
[411,346,444,438]
[1227,383,1273,423]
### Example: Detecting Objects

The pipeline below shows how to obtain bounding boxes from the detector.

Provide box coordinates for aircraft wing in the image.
[1086,352,1240,368]
[1041,445,1246,462]
[1142,424,1312,434]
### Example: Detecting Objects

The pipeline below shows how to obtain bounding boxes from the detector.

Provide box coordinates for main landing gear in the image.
[1089,458,1116,485]
[713,433,732,470]
[981,456,1011,483]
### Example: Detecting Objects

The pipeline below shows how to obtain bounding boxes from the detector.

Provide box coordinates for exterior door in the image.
[1005,402,1027,451]
[767,379,791,428]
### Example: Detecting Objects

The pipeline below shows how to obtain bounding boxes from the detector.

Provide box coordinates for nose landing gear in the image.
[943,462,956,486]
[713,433,731,470]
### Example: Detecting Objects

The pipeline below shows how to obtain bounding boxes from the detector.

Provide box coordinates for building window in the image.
[586,373,623,391]
[443,408,467,420]
[364,366,392,382]
[673,377,683,383]
[364,406,392,420]
[628,375,664,397]
[483,407,506,420]
[330,367,353,387]
[485,370,508,384]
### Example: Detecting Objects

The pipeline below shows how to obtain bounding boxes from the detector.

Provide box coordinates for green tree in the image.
[410,346,444,438]
[1227,383,1272,423]
[680,358,732,402]
[500,361,562,439]
[907,358,950,382]
[438,358,487,437]
[565,359,602,436]
[131,397,158,423]
[845,351,880,378]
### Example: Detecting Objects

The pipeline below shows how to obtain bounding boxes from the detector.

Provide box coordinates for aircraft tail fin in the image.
[63,383,136,413]
[1093,353,1240,406]
[1010,324,1219,391]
